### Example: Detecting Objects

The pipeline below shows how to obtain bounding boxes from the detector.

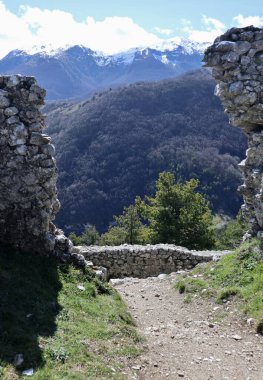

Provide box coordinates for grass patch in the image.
[174,280,186,294]
[216,286,241,304]
[0,247,142,379]
[183,294,193,304]
[174,239,263,332]
[175,277,209,294]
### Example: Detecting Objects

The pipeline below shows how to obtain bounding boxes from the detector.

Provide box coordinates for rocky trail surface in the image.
[112,273,263,380]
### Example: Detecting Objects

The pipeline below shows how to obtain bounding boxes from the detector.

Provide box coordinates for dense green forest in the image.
[46,69,247,233]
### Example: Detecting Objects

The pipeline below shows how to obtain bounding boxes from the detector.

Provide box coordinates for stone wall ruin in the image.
[204,26,263,243]
[74,245,228,278]
[0,75,84,265]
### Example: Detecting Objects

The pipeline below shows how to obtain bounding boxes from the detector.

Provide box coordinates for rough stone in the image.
[216,41,237,52]
[29,132,51,145]
[73,244,230,278]
[0,75,87,267]
[7,75,20,87]
[236,41,251,55]
[229,81,244,95]
[6,116,20,125]
[0,95,10,108]
[41,143,56,156]
[14,353,24,367]
[4,106,18,117]
[9,123,28,146]
[204,26,263,244]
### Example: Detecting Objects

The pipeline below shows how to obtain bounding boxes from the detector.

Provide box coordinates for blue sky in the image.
[0,0,262,57]
[5,0,263,30]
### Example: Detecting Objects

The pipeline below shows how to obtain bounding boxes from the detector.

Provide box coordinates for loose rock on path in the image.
[112,273,263,380]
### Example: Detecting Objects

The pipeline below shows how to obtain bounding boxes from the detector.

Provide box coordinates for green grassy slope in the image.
[174,240,263,333]
[0,249,141,379]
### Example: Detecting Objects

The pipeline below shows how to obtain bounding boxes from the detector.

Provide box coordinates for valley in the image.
[44,69,247,234]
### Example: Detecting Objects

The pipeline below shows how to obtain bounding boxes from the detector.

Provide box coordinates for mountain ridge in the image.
[0,39,207,100]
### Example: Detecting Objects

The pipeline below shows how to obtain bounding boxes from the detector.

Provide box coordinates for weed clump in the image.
[175,280,186,294]
[216,287,241,303]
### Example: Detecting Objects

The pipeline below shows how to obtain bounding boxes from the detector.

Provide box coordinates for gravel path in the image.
[112,274,263,380]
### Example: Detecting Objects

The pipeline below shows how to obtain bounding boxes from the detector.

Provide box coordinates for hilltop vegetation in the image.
[46,69,247,233]
[71,172,215,249]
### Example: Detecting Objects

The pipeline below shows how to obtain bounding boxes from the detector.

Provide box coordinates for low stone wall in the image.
[74,244,229,278]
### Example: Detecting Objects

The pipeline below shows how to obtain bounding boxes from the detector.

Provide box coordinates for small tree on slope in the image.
[136,172,215,249]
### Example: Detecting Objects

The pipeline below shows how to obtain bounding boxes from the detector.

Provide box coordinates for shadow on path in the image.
[0,247,63,372]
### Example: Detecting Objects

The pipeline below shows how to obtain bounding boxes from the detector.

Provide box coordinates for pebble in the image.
[109,279,124,286]
[14,353,24,367]
[131,365,141,370]
[247,318,255,326]
[158,274,167,279]
[22,368,34,376]
[232,334,242,340]
[177,371,185,377]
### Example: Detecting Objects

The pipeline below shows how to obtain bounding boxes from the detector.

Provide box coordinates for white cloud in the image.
[154,26,173,36]
[180,18,193,33]
[181,15,226,43]
[0,1,263,59]
[233,14,263,27]
[202,15,226,30]
[0,2,34,56]
[0,1,161,58]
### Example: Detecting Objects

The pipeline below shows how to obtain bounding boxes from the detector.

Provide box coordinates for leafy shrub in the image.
[69,226,100,246]
[48,347,69,363]
[100,227,127,246]
[100,205,152,245]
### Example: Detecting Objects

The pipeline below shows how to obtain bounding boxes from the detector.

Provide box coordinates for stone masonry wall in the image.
[75,245,228,278]
[0,75,84,266]
[204,26,263,242]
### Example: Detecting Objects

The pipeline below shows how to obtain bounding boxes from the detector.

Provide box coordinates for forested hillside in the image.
[46,69,247,233]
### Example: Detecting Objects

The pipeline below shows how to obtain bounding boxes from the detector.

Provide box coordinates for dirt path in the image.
[112,273,263,380]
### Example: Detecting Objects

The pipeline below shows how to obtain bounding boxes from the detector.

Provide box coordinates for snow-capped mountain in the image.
[0,40,207,100]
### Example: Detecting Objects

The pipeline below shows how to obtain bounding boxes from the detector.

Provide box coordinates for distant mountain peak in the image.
[0,39,207,100]
[149,38,210,54]
[3,38,208,60]
[6,44,98,59]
